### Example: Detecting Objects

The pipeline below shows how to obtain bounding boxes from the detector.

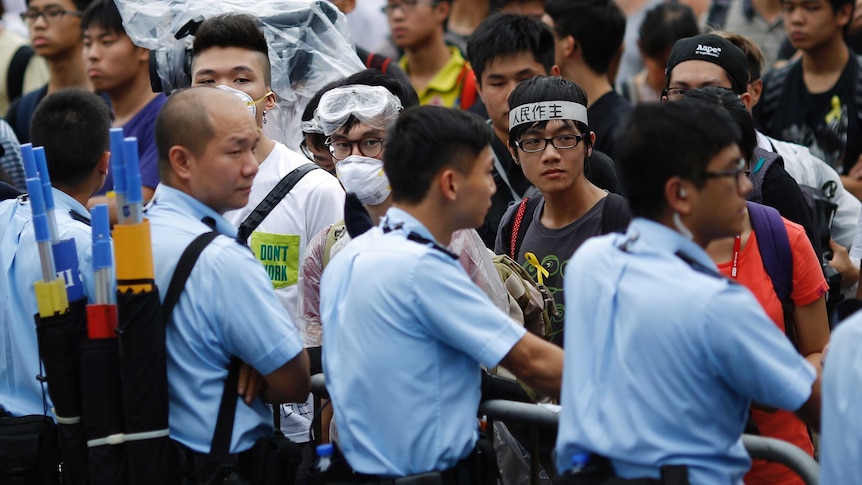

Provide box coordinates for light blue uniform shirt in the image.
[321,207,526,476]
[820,313,862,484]
[0,189,95,417]
[556,218,815,485]
[147,185,304,454]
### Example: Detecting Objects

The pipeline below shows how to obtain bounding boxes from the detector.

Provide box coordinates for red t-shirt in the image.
[716,218,827,485]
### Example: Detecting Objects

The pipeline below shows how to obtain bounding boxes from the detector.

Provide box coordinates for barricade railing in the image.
[309,375,820,485]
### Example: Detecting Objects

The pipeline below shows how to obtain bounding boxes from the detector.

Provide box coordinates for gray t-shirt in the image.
[496,197,606,345]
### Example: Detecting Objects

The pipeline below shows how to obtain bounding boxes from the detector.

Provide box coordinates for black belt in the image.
[331,457,473,485]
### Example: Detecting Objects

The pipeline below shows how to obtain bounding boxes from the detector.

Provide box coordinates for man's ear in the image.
[550,65,561,76]
[264,88,277,111]
[664,176,693,215]
[738,91,752,110]
[435,0,451,24]
[438,167,458,201]
[169,146,194,182]
[562,35,576,59]
[508,141,521,166]
[97,151,110,176]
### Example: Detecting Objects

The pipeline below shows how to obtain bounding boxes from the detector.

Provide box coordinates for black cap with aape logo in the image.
[665,33,750,95]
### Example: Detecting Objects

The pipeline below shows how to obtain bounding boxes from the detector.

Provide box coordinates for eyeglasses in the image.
[326,137,384,160]
[513,134,588,153]
[21,7,81,24]
[661,87,691,102]
[381,0,436,15]
[702,159,749,189]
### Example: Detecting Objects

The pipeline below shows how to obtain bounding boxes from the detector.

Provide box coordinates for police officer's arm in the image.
[499,333,563,399]
[259,349,312,405]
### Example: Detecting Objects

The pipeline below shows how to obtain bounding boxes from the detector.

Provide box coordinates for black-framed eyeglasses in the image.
[381,0,436,14]
[326,137,385,160]
[661,86,691,102]
[513,134,588,153]
[702,159,749,189]
[21,7,81,24]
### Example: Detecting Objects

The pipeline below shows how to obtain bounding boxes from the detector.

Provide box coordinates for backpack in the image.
[746,201,800,347]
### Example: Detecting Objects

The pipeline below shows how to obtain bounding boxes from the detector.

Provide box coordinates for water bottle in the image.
[316,443,334,473]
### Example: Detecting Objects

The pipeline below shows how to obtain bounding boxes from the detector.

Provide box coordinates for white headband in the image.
[508,101,588,130]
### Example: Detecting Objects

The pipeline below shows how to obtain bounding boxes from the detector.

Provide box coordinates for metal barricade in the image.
[309,376,820,485]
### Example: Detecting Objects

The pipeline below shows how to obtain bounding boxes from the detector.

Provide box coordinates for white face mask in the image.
[335,155,391,206]
[215,85,268,117]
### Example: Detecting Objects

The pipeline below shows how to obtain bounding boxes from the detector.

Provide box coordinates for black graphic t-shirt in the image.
[766,60,861,172]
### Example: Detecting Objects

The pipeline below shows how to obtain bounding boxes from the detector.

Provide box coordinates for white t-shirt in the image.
[224,141,344,442]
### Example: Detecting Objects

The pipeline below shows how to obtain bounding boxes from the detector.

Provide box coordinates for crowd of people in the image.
[2,0,862,483]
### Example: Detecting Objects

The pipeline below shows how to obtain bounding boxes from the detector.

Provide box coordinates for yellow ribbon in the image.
[524,252,548,285]
[825,95,842,125]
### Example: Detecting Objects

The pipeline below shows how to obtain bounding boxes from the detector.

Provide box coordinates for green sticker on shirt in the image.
[250,232,300,289]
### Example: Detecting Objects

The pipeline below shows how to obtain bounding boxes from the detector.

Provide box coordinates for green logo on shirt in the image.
[250,232,300,289]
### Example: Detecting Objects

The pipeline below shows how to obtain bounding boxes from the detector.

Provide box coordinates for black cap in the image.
[665,34,749,95]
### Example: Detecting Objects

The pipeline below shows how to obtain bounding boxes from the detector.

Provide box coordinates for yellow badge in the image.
[524,252,549,285]
[250,232,301,289]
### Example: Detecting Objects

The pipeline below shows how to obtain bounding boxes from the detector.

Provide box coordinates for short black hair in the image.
[385,106,491,205]
[682,86,756,162]
[80,0,124,35]
[466,13,555,85]
[638,3,699,61]
[193,13,272,86]
[616,101,740,219]
[544,0,626,75]
[507,76,591,151]
[30,88,111,187]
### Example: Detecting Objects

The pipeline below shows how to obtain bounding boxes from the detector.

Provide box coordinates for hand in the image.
[827,239,859,288]
[238,362,266,405]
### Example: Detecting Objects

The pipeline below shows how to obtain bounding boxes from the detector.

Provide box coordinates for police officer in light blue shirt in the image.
[820,315,862,484]
[149,88,309,464]
[321,106,563,479]
[0,88,110,417]
[556,101,821,485]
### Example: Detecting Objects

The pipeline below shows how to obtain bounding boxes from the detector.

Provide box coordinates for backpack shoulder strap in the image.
[510,197,542,260]
[162,230,241,461]
[746,201,798,344]
[162,231,219,319]
[365,52,392,76]
[7,45,34,103]
[599,193,630,235]
[237,163,319,242]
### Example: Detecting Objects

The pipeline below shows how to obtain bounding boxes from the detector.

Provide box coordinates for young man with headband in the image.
[496,76,630,347]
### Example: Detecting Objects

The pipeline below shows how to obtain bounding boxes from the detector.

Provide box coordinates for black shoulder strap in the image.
[237,163,319,242]
[162,231,219,320]
[599,193,630,235]
[159,230,240,461]
[7,45,34,103]
[211,357,241,461]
